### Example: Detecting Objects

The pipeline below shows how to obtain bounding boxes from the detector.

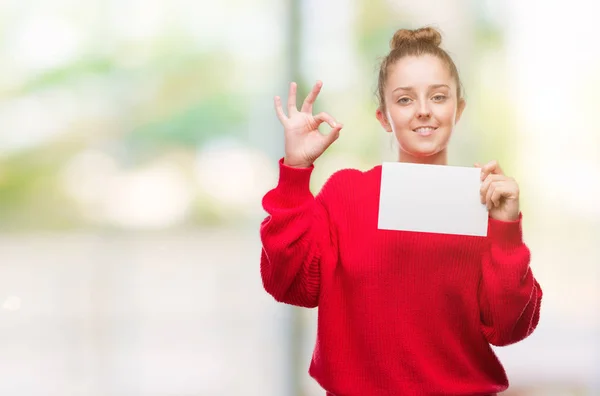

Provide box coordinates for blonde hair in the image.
[377,27,463,110]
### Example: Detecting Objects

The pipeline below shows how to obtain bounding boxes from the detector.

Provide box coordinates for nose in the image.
[416,101,431,119]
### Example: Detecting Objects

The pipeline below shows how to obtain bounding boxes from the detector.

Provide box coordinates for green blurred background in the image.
[0,0,598,395]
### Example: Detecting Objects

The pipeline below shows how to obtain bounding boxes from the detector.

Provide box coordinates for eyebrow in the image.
[393,84,450,92]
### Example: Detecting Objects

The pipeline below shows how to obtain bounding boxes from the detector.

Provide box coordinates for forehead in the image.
[387,54,454,89]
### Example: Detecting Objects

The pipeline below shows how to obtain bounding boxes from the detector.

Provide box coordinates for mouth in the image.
[412,126,438,137]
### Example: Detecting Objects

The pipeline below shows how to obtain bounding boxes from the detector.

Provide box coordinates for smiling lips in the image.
[413,126,437,137]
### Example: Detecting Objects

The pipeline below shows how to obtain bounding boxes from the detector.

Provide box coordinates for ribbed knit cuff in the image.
[487,212,524,249]
[275,157,315,205]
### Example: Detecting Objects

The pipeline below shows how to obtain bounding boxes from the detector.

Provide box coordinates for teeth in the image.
[415,127,435,133]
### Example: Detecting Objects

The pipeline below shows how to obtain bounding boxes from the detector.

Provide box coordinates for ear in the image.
[376,108,393,133]
[455,98,466,124]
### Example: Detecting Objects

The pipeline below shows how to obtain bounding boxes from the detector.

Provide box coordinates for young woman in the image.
[259,26,542,396]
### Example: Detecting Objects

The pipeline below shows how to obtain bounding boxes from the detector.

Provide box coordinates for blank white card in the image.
[377,162,488,236]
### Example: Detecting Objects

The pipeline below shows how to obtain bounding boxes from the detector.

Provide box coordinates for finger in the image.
[480,160,496,180]
[474,162,481,168]
[287,82,298,114]
[481,160,504,180]
[274,96,287,123]
[485,183,497,210]
[480,179,489,204]
[491,185,504,208]
[482,174,505,187]
[480,174,504,203]
[486,181,510,209]
[314,112,338,130]
[301,80,323,113]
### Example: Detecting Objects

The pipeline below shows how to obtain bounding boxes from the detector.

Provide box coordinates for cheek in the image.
[390,108,415,127]
[436,105,457,124]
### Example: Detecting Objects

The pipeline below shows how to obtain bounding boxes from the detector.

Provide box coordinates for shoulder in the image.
[318,164,382,198]
[325,164,380,185]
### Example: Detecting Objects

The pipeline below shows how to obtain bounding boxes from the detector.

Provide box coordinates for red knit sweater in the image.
[260,159,543,396]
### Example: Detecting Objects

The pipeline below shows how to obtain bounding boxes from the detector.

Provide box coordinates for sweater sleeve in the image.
[478,213,543,346]
[259,158,340,308]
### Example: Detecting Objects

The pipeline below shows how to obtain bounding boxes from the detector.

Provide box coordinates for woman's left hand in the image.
[475,160,520,222]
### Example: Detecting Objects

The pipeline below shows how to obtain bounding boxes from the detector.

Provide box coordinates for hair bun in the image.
[390,27,442,50]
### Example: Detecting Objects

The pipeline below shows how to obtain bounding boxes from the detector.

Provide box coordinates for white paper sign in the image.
[378,162,488,236]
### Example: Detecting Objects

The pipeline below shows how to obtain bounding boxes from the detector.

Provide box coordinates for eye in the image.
[397,97,412,105]
[432,94,447,102]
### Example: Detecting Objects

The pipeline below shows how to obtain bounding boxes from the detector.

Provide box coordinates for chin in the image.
[397,134,449,155]
[403,144,444,157]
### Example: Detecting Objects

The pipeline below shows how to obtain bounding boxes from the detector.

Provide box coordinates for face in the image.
[376,54,465,162]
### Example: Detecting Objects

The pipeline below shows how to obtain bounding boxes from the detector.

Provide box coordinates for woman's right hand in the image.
[274,81,343,168]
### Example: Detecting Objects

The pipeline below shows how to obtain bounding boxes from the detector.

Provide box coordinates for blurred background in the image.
[0,0,598,395]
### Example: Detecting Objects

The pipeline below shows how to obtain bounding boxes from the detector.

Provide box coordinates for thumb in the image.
[323,123,343,147]
[313,112,338,129]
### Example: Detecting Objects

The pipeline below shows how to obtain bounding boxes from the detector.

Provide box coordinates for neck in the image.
[398,149,448,165]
